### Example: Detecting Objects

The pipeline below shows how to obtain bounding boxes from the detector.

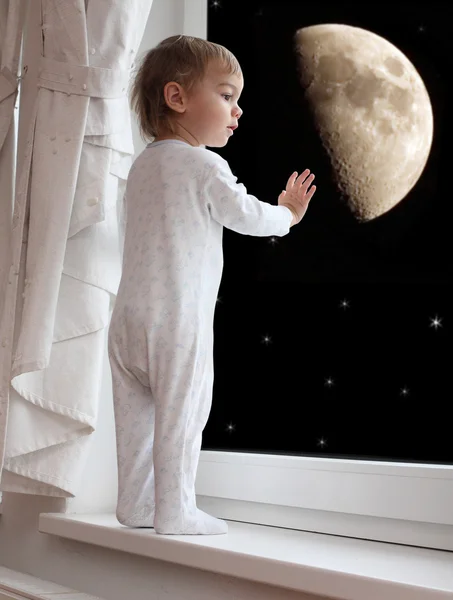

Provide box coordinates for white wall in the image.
[0,1,329,598]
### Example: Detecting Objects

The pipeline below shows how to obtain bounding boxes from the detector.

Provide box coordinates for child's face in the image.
[184,61,244,147]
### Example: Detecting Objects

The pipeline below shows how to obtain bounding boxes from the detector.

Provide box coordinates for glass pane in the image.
[203,0,452,464]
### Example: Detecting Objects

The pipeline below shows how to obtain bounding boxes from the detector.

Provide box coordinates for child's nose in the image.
[234,105,243,118]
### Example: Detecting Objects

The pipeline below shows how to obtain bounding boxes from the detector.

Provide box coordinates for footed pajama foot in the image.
[116,507,155,528]
[154,508,228,535]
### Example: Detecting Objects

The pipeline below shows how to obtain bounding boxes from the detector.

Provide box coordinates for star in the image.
[430,315,442,330]
[418,25,426,33]
[400,387,410,397]
[339,298,350,309]
[268,237,278,245]
[262,335,272,345]
[226,422,235,433]
[317,438,327,448]
[324,377,334,387]
[211,0,222,8]
[216,296,222,304]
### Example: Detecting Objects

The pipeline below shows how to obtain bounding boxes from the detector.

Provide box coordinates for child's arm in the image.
[203,159,314,237]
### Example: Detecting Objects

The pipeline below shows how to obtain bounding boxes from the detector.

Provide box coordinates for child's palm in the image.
[278,169,316,225]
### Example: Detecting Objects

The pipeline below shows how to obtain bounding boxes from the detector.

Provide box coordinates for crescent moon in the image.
[294,23,434,221]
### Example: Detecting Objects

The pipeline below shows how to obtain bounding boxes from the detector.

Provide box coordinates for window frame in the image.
[184,0,453,552]
[196,451,453,551]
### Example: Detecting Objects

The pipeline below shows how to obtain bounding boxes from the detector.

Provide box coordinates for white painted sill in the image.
[39,513,453,600]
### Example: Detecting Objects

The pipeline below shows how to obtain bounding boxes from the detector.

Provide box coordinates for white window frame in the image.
[183,0,453,552]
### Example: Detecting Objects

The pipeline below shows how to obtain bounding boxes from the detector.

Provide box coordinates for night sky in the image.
[202,0,452,463]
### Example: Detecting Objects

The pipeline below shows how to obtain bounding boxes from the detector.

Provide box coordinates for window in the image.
[187,0,453,551]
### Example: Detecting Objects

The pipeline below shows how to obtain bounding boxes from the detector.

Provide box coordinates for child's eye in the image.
[222,94,232,101]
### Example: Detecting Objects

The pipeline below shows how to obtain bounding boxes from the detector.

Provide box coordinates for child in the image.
[108,34,316,535]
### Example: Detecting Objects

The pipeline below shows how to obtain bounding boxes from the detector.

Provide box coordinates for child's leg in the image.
[151,333,228,535]
[109,351,156,527]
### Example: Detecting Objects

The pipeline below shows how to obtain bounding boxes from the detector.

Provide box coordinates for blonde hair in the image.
[131,35,242,140]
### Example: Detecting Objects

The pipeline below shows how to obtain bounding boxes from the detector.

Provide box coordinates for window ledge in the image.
[39,513,453,600]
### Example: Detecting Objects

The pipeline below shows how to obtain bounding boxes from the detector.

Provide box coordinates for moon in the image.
[293,24,434,221]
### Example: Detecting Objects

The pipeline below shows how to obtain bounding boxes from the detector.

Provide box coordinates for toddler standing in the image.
[108,34,316,535]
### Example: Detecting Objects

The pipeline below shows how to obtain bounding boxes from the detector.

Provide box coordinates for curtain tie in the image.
[37,56,130,99]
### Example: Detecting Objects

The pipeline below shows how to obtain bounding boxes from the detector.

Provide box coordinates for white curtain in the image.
[0,0,27,476]
[0,0,153,497]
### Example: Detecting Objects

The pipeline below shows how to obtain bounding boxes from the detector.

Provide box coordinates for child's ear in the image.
[163,82,186,113]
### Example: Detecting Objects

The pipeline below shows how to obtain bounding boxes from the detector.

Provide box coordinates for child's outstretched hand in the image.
[278,169,316,226]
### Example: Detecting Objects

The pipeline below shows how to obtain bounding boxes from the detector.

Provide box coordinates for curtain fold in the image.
[0,0,27,481]
[0,0,153,497]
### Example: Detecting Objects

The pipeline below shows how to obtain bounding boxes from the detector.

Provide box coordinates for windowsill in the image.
[39,513,453,600]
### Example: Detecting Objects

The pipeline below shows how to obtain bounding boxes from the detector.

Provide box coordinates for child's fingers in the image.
[300,173,315,193]
[304,185,316,202]
[295,169,311,187]
[286,171,298,190]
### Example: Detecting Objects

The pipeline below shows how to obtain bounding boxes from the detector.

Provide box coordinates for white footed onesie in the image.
[108,139,293,534]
